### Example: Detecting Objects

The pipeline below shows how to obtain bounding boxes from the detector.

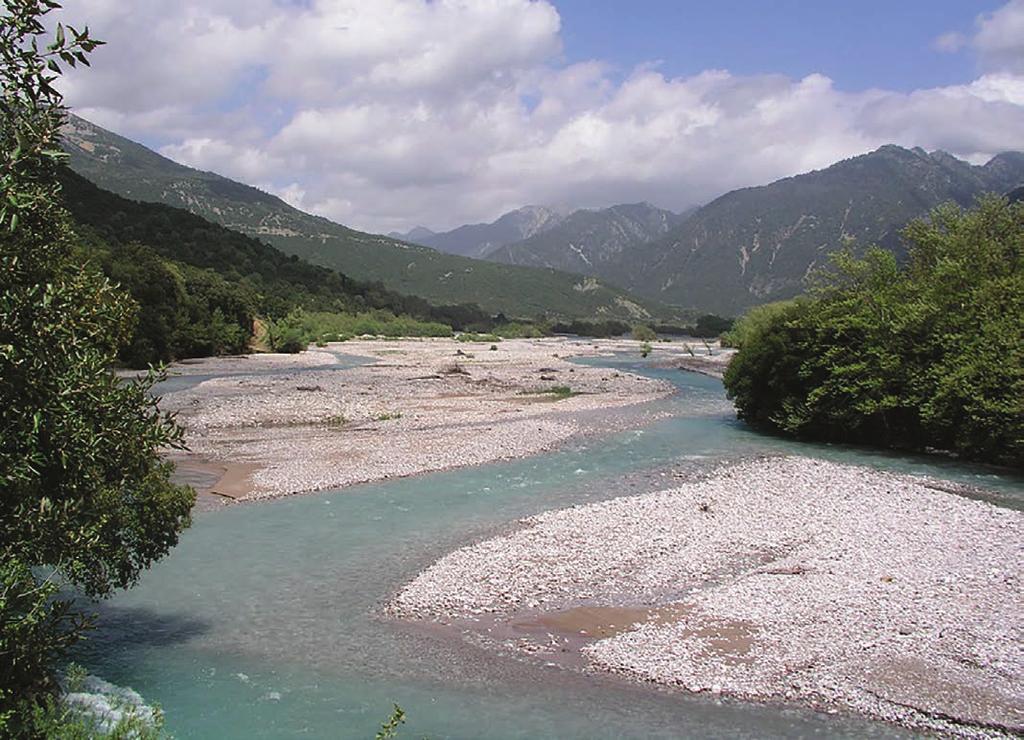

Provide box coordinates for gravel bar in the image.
[389,456,1023,737]
[160,337,687,499]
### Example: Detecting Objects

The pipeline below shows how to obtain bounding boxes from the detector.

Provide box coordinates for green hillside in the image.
[63,115,675,322]
[60,169,492,365]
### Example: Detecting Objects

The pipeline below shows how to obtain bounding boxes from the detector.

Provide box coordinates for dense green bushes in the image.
[723,197,1023,467]
[632,324,657,342]
[550,318,631,337]
[92,242,252,365]
[2,3,193,732]
[493,321,546,338]
[654,315,734,338]
[264,309,453,352]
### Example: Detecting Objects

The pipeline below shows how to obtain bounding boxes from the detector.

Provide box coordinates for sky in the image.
[57,0,1024,233]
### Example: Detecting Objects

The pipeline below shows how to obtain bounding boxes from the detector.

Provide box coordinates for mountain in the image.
[486,202,686,275]
[411,205,568,258]
[388,226,436,242]
[611,146,1024,315]
[59,167,449,320]
[58,168,514,364]
[62,115,674,322]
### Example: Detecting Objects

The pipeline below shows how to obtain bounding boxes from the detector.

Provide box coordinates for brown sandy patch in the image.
[208,462,261,499]
[516,604,687,639]
[169,458,262,508]
[519,604,756,662]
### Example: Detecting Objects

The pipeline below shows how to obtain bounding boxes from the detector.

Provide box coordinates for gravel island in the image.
[390,457,1023,738]
[160,337,685,500]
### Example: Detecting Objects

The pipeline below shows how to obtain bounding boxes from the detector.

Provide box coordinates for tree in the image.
[692,314,734,338]
[723,196,1023,467]
[1,1,194,730]
[632,324,656,342]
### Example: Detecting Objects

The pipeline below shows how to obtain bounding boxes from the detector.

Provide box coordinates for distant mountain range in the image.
[388,225,437,243]
[396,205,570,259]
[65,115,1024,318]
[486,202,689,274]
[395,203,686,269]
[421,145,1024,316]
[613,146,1024,314]
[63,115,675,322]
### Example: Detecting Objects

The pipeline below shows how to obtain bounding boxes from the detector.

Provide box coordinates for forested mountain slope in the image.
[613,146,1024,315]
[64,115,670,321]
[61,169,493,364]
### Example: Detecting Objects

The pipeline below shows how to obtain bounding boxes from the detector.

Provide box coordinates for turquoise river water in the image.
[80,352,1023,738]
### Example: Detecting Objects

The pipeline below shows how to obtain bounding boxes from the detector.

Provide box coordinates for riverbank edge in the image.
[164,339,688,505]
[387,456,1024,739]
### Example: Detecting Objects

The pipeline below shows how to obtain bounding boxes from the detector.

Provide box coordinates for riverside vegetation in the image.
[723,196,1024,468]
[60,168,503,366]
[60,165,729,366]
[1,1,193,734]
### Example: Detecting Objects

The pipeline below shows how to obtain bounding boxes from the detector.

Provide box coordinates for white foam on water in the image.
[62,675,158,736]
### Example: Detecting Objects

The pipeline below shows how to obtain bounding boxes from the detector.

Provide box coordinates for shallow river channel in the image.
[81,352,1023,738]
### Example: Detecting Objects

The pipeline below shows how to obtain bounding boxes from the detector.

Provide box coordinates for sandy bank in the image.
[161,337,688,500]
[649,344,735,379]
[389,457,1023,737]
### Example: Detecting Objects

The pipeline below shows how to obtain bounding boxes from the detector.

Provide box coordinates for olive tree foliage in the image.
[1,0,194,728]
[723,196,1023,467]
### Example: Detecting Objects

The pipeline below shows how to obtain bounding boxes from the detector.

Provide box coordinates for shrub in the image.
[1,4,193,728]
[632,324,657,342]
[522,386,579,400]
[493,322,545,338]
[456,332,501,343]
[266,308,453,352]
[549,319,630,338]
[724,197,1024,467]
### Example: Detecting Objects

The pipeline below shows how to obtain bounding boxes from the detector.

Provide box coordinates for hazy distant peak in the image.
[419,205,568,258]
[493,205,567,236]
[485,201,682,275]
[388,225,436,242]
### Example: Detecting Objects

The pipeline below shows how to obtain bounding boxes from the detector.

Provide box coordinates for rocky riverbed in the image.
[160,337,689,500]
[389,456,1024,738]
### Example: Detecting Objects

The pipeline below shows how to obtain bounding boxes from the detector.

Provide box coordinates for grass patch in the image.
[374,412,402,421]
[520,385,580,400]
[267,308,453,353]
[456,332,501,343]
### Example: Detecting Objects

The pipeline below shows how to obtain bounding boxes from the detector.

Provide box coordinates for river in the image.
[79,353,1023,738]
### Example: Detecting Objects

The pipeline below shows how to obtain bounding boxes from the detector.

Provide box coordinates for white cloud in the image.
[975,0,1024,73]
[932,32,966,54]
[56,0,1024,233]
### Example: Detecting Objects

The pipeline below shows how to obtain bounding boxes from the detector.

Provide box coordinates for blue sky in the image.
[61,0,1024,231]
[555,1,996,91]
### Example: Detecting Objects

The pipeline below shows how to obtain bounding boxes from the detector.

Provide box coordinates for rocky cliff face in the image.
[486,202,687,274]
